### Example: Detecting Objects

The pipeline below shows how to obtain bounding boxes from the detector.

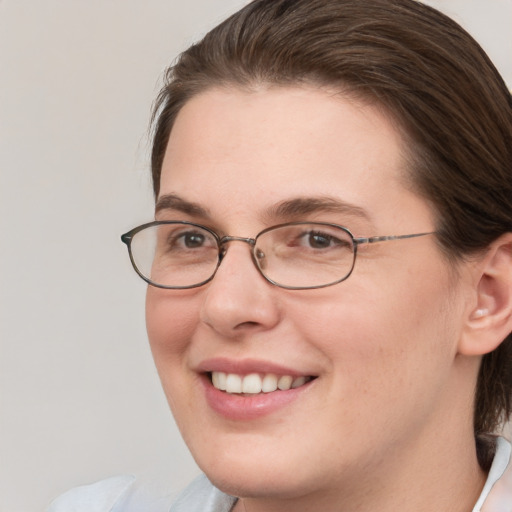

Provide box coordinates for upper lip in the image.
[196,357,316,377]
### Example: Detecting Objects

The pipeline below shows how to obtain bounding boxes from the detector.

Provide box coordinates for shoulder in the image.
[46,473,237,512]
[47,475,136,512]
[474,437,512,512]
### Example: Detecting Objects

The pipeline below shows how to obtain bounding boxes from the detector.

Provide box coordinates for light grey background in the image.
[1,1,511,511]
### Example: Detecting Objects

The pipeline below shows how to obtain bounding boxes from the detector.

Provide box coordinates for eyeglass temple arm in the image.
[353,231,435,245]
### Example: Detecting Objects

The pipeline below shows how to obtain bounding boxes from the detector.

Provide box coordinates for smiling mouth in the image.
[209,372,315,394]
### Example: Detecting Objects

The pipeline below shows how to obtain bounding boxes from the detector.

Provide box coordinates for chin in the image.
[189,439,330,501]
[206,466,316,501]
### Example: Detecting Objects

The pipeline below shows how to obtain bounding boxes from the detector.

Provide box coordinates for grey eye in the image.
[182,232,206,248]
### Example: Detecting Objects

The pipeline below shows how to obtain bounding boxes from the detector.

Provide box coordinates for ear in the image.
[458,234,512,356]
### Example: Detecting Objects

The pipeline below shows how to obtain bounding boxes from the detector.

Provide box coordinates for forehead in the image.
[159,86,433,232]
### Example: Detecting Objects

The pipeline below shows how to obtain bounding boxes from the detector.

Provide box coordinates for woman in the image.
[50,0,512,510]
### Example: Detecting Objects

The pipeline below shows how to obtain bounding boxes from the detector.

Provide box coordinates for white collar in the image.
[472,437,512,512]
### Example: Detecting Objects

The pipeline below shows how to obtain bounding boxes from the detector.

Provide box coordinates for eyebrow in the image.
[265,196,371,223]
[155,194,211,218]
[155,193,371,224]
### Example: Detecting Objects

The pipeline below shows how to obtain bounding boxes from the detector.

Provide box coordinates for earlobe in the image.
[459,235,512,356]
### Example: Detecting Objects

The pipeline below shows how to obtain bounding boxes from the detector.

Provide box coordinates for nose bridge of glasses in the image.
[219,235,257,247]
[218,236,259,266]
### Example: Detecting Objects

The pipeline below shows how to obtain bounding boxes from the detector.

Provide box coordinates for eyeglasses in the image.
[121,221,435,290]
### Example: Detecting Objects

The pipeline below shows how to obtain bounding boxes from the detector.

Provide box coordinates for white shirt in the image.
[47,437,512,512]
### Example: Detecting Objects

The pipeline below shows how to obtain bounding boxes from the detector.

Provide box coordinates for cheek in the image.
[145,288,199,369]
[145,288,205,427]
[290,268,458,394]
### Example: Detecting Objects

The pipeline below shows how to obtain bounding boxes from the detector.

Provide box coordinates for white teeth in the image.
[212,371,227,391]
[211,372,311,394]
[242,373,262,394]
[225,374,242,393]
[277,375,293,390]
[261,373,278,393]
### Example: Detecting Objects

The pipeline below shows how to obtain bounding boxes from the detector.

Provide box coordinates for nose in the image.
[199,241,281,339]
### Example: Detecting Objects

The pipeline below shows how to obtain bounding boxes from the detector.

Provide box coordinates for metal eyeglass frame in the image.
[121,220,435,290]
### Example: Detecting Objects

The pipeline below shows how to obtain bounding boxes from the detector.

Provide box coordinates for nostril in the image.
[234,321,259,330]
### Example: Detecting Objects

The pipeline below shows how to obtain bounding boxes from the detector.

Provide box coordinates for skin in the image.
[145,86,487,512]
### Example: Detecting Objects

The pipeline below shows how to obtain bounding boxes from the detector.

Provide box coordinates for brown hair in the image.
[150,0,512,468]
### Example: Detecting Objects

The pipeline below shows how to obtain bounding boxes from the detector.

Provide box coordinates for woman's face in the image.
[146,86,472,500]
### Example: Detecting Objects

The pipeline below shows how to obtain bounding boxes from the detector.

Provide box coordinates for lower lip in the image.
[202,375,314,421]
